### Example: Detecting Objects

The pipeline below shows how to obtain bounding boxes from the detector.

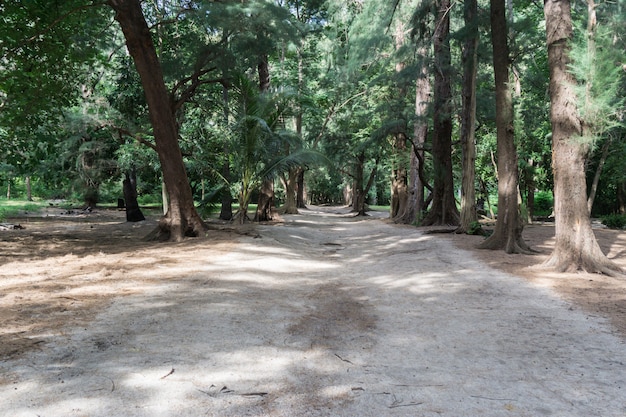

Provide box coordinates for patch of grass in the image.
[368,205,390,213]
[602,213,626,230]
[0,199,46,219]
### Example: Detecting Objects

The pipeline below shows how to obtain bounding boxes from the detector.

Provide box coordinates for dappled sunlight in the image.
[3,207,626,416]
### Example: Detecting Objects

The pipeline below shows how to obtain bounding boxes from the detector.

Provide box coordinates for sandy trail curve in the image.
[1,206,625,416]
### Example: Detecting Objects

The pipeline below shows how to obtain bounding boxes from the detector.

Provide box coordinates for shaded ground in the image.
[1,206,625,416]
[446,221,626,336]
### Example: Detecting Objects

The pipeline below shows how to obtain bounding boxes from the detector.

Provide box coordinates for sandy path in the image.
[2,206,626,416]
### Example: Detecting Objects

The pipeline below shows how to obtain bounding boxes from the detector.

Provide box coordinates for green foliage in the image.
[568,19,626,145]
[601,213,626,230]
[467,221,484,236]
[534,191,554,216]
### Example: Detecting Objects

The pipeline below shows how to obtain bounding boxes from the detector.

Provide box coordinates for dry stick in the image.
[389,402,424,409]
[160,368,175,379]
[334,353,354,364]
[470,395,516,401]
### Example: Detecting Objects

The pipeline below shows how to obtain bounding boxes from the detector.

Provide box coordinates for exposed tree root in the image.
[542,253,625,277]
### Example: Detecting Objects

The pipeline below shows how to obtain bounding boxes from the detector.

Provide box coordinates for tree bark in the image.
[123,170,145,222]
[25,176,32,201]
[390,23,410,222]
[479,0,531,252]
[542,0,622,275]
[457,0,479,234]
[108,0,205,241]
[422,0,459,226]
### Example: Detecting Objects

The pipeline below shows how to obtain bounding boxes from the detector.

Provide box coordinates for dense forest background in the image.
[0,1,625,264]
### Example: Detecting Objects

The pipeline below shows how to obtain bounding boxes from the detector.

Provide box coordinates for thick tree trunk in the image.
[422,0,459,226]
[390,23,410,222]
[282,168,300,214]
[542,0,622,275]
[479,0,531,253]
[123,170,145,222]
[254,179,274,222]
[390,131,409,220]
[457,0,479,234]
[109,0,205,241]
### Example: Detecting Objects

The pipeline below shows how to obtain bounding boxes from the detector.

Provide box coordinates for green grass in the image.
[0,198,49,221]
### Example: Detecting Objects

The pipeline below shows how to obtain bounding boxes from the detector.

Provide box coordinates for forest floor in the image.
[1,205,625,416]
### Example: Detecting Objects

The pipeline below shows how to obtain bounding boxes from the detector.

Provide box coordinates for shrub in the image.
[534,191,553,216]
[467,221,484,235]
[601,213,626,229]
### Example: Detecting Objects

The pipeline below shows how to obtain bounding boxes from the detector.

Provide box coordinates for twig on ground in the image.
[334,353,353,364]
[160,368,175,379]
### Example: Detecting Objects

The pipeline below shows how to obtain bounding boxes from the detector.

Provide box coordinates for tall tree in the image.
[457,0,480,234]
[421,0,459,226]
[479,0,531,252]
[108,0,206,241]
[542,0,622,274]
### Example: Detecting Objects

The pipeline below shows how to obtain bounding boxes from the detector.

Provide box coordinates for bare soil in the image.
[1,206,625,416]
[446,221,626,336]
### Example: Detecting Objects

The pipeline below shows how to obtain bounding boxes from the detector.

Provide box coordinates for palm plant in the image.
[229,75,324,223]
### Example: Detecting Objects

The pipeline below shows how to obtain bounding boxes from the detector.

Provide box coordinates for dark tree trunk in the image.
[352,152,378,216]
[123,170,145,222]
[296,169,307,208]
[457,0,479,234]
[108,0,205,241]
[479,0,531,253]
[542,0,622,275]
[422,0,459,226]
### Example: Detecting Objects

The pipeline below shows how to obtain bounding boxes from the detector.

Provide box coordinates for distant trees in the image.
[1,0,626,275]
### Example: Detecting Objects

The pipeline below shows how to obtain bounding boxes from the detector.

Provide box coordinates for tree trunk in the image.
[390,131,409,220]
[390,23,410,222]
[254,178,274,222]
[219,82,233,220]
[542,0,622,275]
[123,170,145,222]
[109,0,205,241]
[352,152,377,216]
[282,168,300,214]
[25,176,32,201]
[479,0,531,253]
[422,0,459,226]
[457,0,479,234]
[296,169,307,208]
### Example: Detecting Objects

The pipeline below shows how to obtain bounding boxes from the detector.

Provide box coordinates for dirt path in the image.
[1,207,626,416]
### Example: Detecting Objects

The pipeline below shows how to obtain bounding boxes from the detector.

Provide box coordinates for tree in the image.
[457,0,480,234]
[108,0,205,241]
[478,0,531,253]
[421,0,459,226]
[542,0,622,275]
